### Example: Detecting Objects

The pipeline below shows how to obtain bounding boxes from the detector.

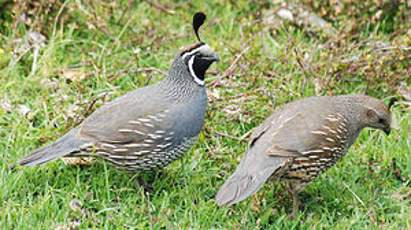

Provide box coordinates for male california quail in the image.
[17,12,219,172]
[216,95,394,217]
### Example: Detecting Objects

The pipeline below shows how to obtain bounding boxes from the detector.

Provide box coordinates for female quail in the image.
[215,95,394,217]
[17,12,219,172]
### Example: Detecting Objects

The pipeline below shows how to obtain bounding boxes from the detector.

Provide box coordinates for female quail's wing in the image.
[266,111,349,157]
[216,112,304,206]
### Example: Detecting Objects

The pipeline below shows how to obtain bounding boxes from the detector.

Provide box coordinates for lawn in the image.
[0,0,410,229]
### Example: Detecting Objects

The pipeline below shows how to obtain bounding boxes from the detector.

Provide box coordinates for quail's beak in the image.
[204,53,219,62]
[384,114,399,135]
[383,127,391,135]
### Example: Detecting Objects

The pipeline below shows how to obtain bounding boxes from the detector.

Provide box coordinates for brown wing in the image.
[265,112,349,157]
[277,113,350,183]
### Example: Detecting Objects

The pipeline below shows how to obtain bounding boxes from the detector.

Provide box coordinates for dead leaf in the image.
[398,83,411,101]
[207,89,221,102]
[313,78,324,95]
[17,104,31,117]
[277,8,294,21]
[40,78,59,90]
[65,104,81,120]
[1,98,12,112]
[251,194,262,212]
[392,188,411,201]
[60,69,87,82]
[27,31,46,47]
[54,220,81,230]
[69,199,83,212]
[223,105,241,116]
[62,157,94,166]
[13,31,46,55]
[391,158,404,182]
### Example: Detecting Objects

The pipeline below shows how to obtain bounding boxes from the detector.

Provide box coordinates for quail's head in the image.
[169,12,219,86]
[359,96,393,135]
[177,42,219,85]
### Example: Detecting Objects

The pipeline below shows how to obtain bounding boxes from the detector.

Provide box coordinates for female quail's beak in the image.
[383,127,391,135]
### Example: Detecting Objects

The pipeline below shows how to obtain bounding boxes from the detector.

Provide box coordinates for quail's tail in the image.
[215,148,287,206]
[18,128,86,167]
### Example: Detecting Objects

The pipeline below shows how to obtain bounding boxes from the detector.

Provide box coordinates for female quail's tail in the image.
[18,128,87,166]
[215,147,288,206]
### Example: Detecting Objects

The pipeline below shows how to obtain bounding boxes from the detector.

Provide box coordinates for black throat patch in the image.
[191,55,214,82]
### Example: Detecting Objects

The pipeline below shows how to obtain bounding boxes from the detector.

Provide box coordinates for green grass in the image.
[0,0,410,229]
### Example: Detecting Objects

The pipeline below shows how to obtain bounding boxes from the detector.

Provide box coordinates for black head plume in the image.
[388,97,398,110]
[193,12,206,42]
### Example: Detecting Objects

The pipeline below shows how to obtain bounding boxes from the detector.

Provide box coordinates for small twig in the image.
[220,46,250,79]
[73,92,109,126]
[83,96,100,116]
[10,48,31,69]
[145,0,175,15]
[117,0,133,24]
[214,131,243,141]
[366,208,378,226]
[239,129,253,142]
[293,48,310,78]
[293,48,310,92]
[88,1,112,38]
[30,46,39,75]
[374,46,411,51]
[136,67,167,76]
[343,182,366,208]
[391,158,404,182]
[211,35,257,87]
[51,0,69,38]
[108,66,166,81]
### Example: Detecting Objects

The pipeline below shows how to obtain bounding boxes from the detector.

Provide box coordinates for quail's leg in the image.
[286,183,301,219]
[133,171,164,193]
[290,190,300,219]
[134,177,154,193]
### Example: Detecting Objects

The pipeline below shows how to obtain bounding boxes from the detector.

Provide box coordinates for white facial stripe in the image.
[181,44,209,60]
[188,56,204,86]
[182,46,202,59]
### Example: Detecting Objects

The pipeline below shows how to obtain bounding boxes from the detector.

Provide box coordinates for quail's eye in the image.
[184,53,199,64]
[184,55,192,64]
[378,118,385,124]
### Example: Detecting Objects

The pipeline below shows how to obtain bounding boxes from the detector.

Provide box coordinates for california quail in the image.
[216,95,394,217]
[17,12,219,172]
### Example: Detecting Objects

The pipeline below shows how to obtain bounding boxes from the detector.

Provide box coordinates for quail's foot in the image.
[134,176,154,193]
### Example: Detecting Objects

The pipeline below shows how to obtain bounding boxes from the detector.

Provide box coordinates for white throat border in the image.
[188,56,205,86]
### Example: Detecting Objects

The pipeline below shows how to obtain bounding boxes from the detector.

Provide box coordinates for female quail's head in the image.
[351,95,393,134]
